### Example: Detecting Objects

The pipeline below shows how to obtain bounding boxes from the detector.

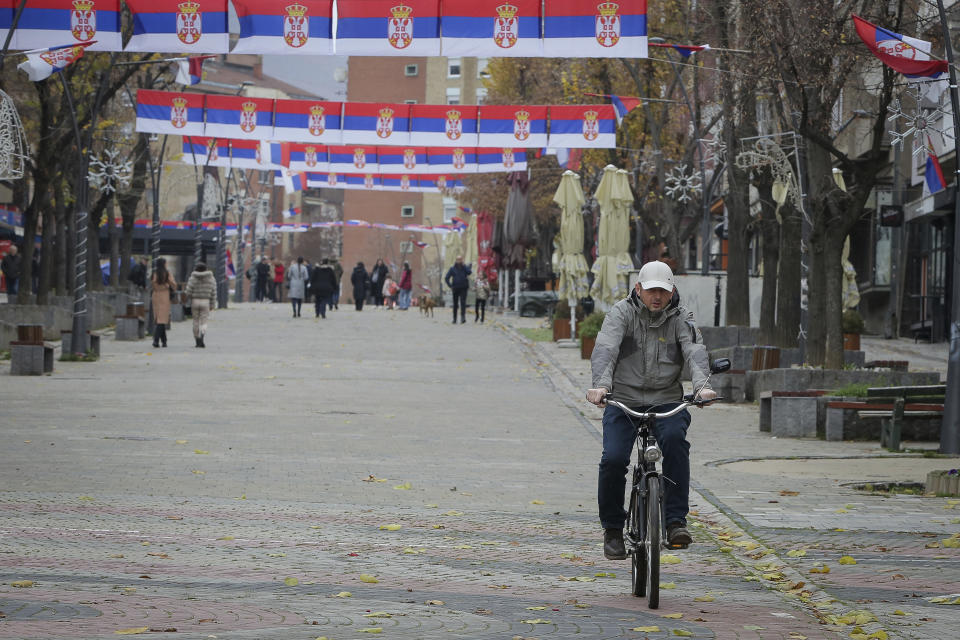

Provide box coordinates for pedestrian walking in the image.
[444,255,472,324]
[183,261,217,348]
[128,257,148,293]
[370,258,388,307]
[287,256,309,317]
[331,258,343,310]
[398,262,413,310]
[255,257,270,302]
[150,257,177,348]
[351,261,369,311]
[310,258,337,318]
[273,259,285,303]
[1,243,21,300]
[382,273,398,310]
[474,273,490,323]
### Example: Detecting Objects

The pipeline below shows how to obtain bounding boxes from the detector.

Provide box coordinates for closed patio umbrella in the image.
[443,228,462,275]
[554,170,589,338]
[590,165,634,307]
[464,213,478,268]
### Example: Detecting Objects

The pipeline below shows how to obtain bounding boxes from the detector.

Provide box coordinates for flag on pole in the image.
[17,42,93,82]
[283,205,300,218]
[852,14,948,79]
[414,240,429,248]
[584,93,642,125]
[226,248,236,278]
[175,55,211,85]
[649,42,710,58]
[924,137,946,194]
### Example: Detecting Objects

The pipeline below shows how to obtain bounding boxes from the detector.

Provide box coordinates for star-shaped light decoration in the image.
[87,148,132,194]
[887,83,953,159]
[664,164,702,203]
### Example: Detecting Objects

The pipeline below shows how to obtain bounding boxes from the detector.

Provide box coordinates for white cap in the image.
[638,260,675,291]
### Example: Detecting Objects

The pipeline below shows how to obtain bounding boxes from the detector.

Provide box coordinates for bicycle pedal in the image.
[666,542,689,550]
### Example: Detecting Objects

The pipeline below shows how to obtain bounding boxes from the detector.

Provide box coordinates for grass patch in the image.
[830,382,871,397]
[60,350,99,362]
[855,481,926,495]
[517,327,552,342]
[0,350,9,361]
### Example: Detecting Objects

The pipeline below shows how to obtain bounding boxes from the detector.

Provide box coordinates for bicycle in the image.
[604,357,729,608]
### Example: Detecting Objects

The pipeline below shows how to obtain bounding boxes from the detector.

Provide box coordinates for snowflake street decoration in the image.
[0,90,29,180]
[87,148,132,194]
[664,164,702,203]
[201,173,221,220]
[703,135,726,166]
[735,137,800,210]
[887,83,953,158]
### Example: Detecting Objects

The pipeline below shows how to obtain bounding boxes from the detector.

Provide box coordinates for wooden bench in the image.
[60,329,102,358]
[9,324,54,375]
[864,385,947,451]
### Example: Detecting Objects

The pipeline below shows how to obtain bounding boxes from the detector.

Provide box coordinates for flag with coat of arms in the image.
[17,42,94,82]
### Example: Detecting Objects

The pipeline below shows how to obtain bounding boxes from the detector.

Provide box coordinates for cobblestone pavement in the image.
[0,304,957,639]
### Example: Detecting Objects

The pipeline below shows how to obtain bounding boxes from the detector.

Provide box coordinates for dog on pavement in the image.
[418,295,435,317]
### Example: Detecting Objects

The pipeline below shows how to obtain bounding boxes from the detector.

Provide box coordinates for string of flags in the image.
[2,0,649,58]
[100,217,468,234]
[137,90,619,149]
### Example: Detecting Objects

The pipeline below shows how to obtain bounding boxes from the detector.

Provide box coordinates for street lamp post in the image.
[423,216,443,298]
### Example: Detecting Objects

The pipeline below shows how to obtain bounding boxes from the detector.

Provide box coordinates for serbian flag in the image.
[649,42,710,58]
[283,205,300,219]
[135,89,205,136]
[543,0,648,58]
[342,102,410,145]
[583,93,642,125]
[328,145,378,173]
[427,147,478,173]
[476,147,527,173]
[344,174,381,191]
[380,174,416,192]
[231,0,333,55]
[12,0,121,51]
[125,0,229,54]
[181,137,230,167]
[17,42,92,82]
[273,98,342,143]
[175,55,212,85]
[226,248,236,278]
[228,138,261,169]
[478,105,548,148]
[278,169,307,193]
[924,138,947,194]
[308,172,345,188]
[547,104,616,149]
[378,146,428,174]
[440,0,542,57]
[205,95,275,139]
[258,141,290,167]
[414,240,429,248]
[852,14,948,79]
[336,0,441,56]
[288,143,328,172]
[409,104,479,147]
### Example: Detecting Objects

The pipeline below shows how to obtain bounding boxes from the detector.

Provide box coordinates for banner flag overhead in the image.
[273,99,342,144]
[205,94,274,139]
[476,147,526,172]
[543,0,647,58]
[228,138,262,169]
[17,41,93,81]
[288,143,329,171]
[342,102,411,145]
[427,146,478,174]
[477,105,548,148]
[136,89,205,136]
[336,0,441,56]
[380,174,417,191]
[547,104,616,149]
[181,136,230,167]
[231,0,333,55]
[852,14,948,79]
[378,146,428,174]
[440,0,542,57]
[409,104,479,147]
[12,0,122,52]
[328,145,378,173]
[125,0,229,53]
[175,55,211,84]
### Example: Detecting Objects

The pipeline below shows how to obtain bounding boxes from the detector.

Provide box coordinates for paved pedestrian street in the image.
[1,304,959,639]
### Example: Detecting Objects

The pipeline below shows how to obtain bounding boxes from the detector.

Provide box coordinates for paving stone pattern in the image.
[0,304,957,639]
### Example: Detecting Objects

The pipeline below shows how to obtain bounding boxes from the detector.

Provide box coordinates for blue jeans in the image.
[398,288,411,309]
[598,403,691,530]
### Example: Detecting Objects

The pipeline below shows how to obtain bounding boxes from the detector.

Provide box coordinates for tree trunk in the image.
[724,162,752,326]
[775,205,801,348]
[757,175,779,344]
[108,195,119,287]
[823,232,847,369]
[38,208,54,305]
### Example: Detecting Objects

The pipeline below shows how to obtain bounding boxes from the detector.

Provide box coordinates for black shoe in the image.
[199,335,205,348]
[667,522,692,548]
[152,340,159,348]
[460,318,466,323]
[195,337,202,348]
[603,528,627,560]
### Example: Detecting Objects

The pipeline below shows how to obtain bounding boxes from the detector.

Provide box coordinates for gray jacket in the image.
[184,270,217,308]
[591,291,711,407]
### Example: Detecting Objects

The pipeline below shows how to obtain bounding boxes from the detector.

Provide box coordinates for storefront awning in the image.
[905,186,955,223]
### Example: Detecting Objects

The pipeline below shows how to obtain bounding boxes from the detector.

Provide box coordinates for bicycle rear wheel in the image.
[629,478,647,597]
[646,476,661,609]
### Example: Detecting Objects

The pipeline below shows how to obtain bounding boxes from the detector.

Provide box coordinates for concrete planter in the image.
[925,470,960,496]
[580,336,596,359]
[553,320,571,341]
[843,333,861,351]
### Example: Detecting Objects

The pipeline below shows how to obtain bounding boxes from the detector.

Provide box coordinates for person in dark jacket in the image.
[1,244,22,299]
[331,259,344,310]
[351,261,370,311]
[128,257,148,291]
[255,257,270,302]
[369,258,388,307]
[309,258,337,318]
[444,255,472,324]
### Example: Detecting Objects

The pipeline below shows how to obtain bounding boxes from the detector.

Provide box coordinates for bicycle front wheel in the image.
[646,475,661,609]
[629,479,647,597]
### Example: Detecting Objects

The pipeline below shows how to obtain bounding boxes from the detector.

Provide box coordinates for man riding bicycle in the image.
[586,261,716,560]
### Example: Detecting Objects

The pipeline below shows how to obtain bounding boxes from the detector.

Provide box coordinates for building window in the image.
[404,64,418,77]
[448,57,461,78]
[478,57,490,78]
[401,205,415,218]
[404,99,418,104]
[400,240,414,253]
[446,87,461,105]
[475,87,488,103]
[442,197,457,223]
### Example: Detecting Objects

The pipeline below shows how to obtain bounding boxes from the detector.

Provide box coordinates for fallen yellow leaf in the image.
[941,537,960,548]
[662,613,683,619]
[660,582,677,589]
[530,500,544,505]
[632,626,660,632]
[284,577,299,586]
[521,619,552,624]
[673,630,693,637]
[217,536,235,541]
[393,481,412,490]
[595,572,615,578]
[193,449,209,455]
[526,606,546,610]
[359,574,379,583]
[333,591,352,598]
[114,628,150,635]
[363,475,388,483]
[694,595,715,602]
[810,565,830,574]
[10,580,34,588]
[661,554,682,564]
[443,510,464,516]
[358,628,382,633]
[787,549,807,557]
[425,600,444,605]
[380,524,402,531]
[838,556,857,565]
[175,439,188,444]
[364,612,392,618]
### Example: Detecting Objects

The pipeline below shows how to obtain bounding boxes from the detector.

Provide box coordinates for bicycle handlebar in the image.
[605,396,720,419]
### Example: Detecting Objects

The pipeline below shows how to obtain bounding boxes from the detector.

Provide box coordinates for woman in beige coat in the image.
[150,258,177,348]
